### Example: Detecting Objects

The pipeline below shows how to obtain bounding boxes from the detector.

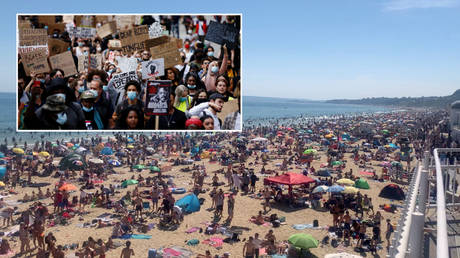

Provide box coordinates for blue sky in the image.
[5,0,460,100]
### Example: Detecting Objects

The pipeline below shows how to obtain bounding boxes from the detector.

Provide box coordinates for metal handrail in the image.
[433,148,449,258]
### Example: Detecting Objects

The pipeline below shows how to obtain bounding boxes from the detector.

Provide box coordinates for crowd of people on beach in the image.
[0,109,454,257]
[18,15,241,130]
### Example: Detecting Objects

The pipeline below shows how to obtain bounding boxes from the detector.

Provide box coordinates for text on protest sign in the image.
[67,27,96,39]
[204,21,239,49]
[150,42,181,69]
[115,15,136,30]
[49,51,78,77]
[75,15,96,28]
[119,25,149,54]
[18,45,49,56]
[115,56,138,73]
[18,19,31,29]
[48,38,70,56]
[19,28,48,46]
[20,49,50,76]
[141,58,165,79]
[108,39,122,50]
[90,54,102,70]
[111,71,138,90]
[145,80,171,116]
[97,21,117,38]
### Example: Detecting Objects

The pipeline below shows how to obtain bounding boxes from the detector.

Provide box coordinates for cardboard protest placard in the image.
[19,28,48,46]
[48,38,70,56]
[150,42,181,69]
[148,22,163,39]
[111,71,138,90]
[68,27,96,38]
[97,21,116,38]
[20,49,50,76]
[141,58,165,79]
[115,15,135,30]
[75,15,95,28]
[95,15,110,24]
[144,36,169,50]
[47,23,66,35]
[145,80,171,116]
[204,21,239,49]
[108,39,122,50]
[217,98,239,124]
[63,15,74,24]
[119,25,149,54]
[18,19,31,29]
[49,51,78,77]
[38,16,55,26]
[18,45,49,55]
[90,54,102,70]
[115,56,138,73]
[78,54,90,73]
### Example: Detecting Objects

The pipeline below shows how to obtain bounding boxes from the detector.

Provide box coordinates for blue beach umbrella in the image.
[327,185,345,193]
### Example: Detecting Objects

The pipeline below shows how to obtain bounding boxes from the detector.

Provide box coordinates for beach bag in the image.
[148,248,157,258]
[272,220,280,227]
[313,219,319,227]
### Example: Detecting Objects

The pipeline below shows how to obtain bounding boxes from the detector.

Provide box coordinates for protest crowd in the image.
[17,15,241,130]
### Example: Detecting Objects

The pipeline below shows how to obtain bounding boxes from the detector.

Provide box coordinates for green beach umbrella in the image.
[355,178,370,189]
[288,233,319,249]
[133,164,146,170]
[121,179,138,187]
[303,149,317,155]
[331,161,343,166]
[382,129,389,134]
[149,166,161,172]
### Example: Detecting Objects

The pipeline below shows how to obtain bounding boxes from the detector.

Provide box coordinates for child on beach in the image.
[120,241,134,258]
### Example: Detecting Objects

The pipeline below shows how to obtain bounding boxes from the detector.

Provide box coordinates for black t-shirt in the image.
[147,108,186,130]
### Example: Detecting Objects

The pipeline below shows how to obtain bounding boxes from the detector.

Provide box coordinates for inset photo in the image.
[17,14,241,131]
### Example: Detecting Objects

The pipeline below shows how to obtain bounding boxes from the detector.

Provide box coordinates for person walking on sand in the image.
[225,193,235,224]
[386,219,394,250]
[19,222,31,255]
[120,241,134,258]
[243,236,255,258]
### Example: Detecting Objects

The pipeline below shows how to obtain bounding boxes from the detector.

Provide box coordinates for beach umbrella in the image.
[59,153,85,170]
[121,179,138,188]
[39,151,50,157]
[327,185,345,193]
[312,185,329,193]
[331,161,343,166]
[288,233,319,249]
[52,143,58,147]
[391,161,402,167]
[325,134,334,139]
[382,129,389,135]
[317,169,332,177]
[149,166,161,172]
[389,143,398,149]
[0,153,4,158]
[75,146,87,154]
[109,160,121,166]
[303,149,317,155]
[337,178,355,186]
[88,158,104,165]
[12,148,24,155]
[127,137,134,143]
[0,167,5,179]
[0,181,5,187]
[127,145,134,149]
[133,164,146,170]
[59,183,78,192]
[66,142,74,148]
[355,178,370,189]
[342,186,359,194]
[100,147,113,155]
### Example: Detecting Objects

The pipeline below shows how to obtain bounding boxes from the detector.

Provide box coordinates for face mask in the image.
[137,57,142,62]
[39,79,45,84]
[82,106,93,112]
[53,33,58,38]
[103,85,108,91]
[90,89,98,98]
[127,91,137,100]
[211,66,219,73]
[78,42,84,47]
[96,47,102,52]
[187,84,196,89]
[54,93,66,102]
[187,29,192,34]
[78,87,84,93]
[56,112,67,125]
[179,97,187,102]
[207,52,214,57]
[184,44,190,49]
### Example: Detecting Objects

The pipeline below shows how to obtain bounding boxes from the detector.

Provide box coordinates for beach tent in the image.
[175,194,200,213]
[0,166,6,179]
[59,153,86,170]
[355,178,370,189]
[288,233,319,249]
[379,184,405,200]
[121,179,138,188]
[100,147,113,155]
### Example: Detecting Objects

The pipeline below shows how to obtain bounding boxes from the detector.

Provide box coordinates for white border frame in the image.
[16,13,243,133]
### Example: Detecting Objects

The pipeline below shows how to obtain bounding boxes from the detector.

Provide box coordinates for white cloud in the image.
[383,0,460,11]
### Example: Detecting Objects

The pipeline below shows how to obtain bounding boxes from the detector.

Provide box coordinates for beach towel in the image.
[119,234,152,239]
[249,218,271,227]
[186,239,199,246]
[186,227,200,233]
[202,237,224,248]
[162,248,182,256]
[292,224,323,230]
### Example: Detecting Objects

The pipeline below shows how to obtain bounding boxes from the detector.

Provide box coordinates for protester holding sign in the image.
[186,93,225,130]
[203,45,228,92]
[115,106,144,130]
[111,80,144,129]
